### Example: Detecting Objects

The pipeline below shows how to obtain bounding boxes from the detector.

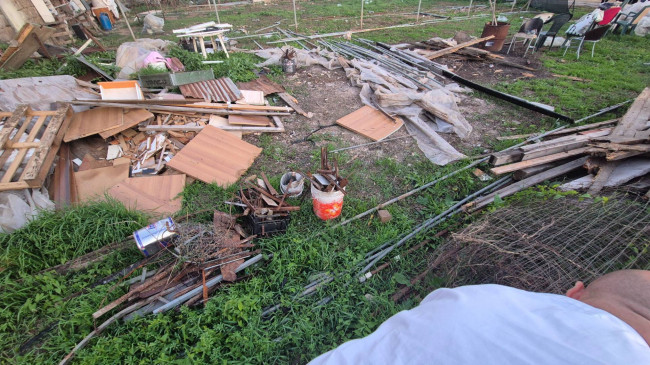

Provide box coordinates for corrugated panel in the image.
[179,77,243,103]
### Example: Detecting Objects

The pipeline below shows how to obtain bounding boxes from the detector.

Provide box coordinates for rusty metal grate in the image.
[179,77,242,103]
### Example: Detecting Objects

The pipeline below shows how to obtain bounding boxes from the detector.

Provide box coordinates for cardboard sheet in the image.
[73,163,130,202]
[167,125,261,187]
[99,109,154,139]
[336,105,404,141]
[64,107,124,142]
[209,115,242,139]
[236,90,265,105]
[228,114,271,126]
[108,174,186,216]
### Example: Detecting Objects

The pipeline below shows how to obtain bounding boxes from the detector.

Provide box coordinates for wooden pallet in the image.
[0,104,73,191]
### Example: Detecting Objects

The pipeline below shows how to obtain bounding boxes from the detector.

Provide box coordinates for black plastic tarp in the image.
[529,0,574,14]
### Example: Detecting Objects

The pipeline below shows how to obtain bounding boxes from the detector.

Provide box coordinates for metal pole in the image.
[358,176,513,275]
[153,254,267,314]
[292,0,298,31]
[467,0,473,16]
[213,0,221,24]
[116,0,136,41]
[331,124,568,229]
[360,0,364,29]
[416,0,422,23]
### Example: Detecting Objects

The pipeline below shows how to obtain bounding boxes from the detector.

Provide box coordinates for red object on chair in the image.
[599,7,621,25]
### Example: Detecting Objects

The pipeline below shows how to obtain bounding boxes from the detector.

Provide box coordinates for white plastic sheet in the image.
[0,188,55,233]
[255,47,341,70]
[115,39,174,79]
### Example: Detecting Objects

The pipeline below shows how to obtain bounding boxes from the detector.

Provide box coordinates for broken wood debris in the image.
[466,87,650,210]
[236,181,299,236]
[309,147,348,194]
[0,104,73,192]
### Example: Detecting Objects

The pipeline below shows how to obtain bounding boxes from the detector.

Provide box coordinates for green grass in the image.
[1,1,649,363]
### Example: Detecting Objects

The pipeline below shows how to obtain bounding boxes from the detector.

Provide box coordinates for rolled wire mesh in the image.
[430,195,650,294]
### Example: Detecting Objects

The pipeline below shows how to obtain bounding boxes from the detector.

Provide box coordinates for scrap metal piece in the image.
[179,77,243,102]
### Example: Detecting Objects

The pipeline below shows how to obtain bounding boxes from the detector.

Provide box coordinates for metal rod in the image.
[573,99,632,124]
[213,0,221,23]
[359,176,512,274]
[330,135,413,153]
[332,124,568,229]
[292,0,298,30]
[153,254,268,314]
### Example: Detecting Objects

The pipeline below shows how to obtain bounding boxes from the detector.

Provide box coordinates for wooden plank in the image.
[209,115,241,139]
[74,164,130,202]
[0,2,27,33]
[490,150,523,166]
[236,90,265,105]
[1,115,48,184]
[166,125,262,187]
[228,115,271,126]
[466,157,588,212]
[22,106,72,182]
[98,109,154,139]
[513,162,557,180]
[495,119,619,141]
[590,143,650,153]
[78,154,112,172]
[31,0,56,23]
[606,150,647,161]
[426,36,494,60]
[278,92,312,118]
[64,107,124,142]
[51,143,77,208]
[72,101,290,116]
[140,120,285,133]
[491,148,588,175]
[0,26,55,71]
[108,174,186,215]
[0,105,29,150]
[587,161,616,195]
[336,106,404,142]
[236,75,285,96]
[612,88,650,138]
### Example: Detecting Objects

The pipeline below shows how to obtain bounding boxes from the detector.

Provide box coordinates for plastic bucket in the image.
[480,22,511,52]
[280,172,305,197]
[311,183,345,221]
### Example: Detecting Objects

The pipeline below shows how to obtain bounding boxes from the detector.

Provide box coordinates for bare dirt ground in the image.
[246,53,547,179]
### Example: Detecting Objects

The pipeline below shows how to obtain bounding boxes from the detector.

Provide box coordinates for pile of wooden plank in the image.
[405,37,535,71]
[464,87,650,212]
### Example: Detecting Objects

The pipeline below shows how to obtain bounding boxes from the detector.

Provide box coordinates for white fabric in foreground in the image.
[309,284,650,365]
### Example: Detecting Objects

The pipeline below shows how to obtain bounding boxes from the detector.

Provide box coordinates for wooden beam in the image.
[496,119,619,141]
[491,148,587,175]
[278,92,312,118]
[466,157,588,212]
[426,35,494,60]
[587,161,616,195]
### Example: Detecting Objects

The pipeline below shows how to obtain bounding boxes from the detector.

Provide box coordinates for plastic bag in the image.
[0,188,55,233]
[635,15,650,36]
[142,14,164,34]
[115,39,174,79]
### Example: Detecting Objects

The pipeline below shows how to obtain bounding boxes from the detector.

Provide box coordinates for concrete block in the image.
[378,209,392,223]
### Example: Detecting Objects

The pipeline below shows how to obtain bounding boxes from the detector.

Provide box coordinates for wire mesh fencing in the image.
[427,194,650,294]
